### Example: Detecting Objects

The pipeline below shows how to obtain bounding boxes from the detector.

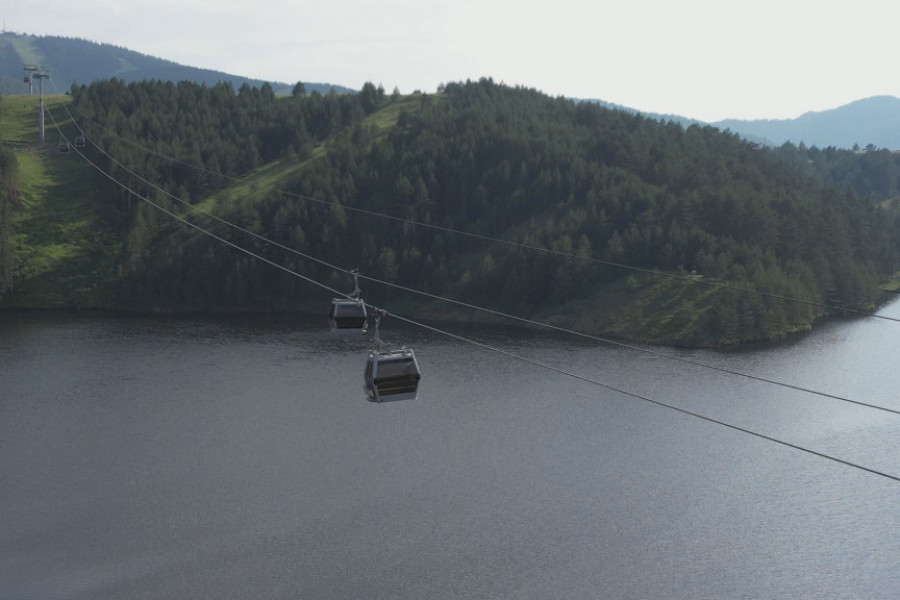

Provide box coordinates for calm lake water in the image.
[2,301,900,599]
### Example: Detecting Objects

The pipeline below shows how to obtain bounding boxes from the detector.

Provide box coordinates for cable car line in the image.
[385,310,900,484]
[47,102,900,419]
[52,111,358,281]
[47,132,900,482]
[353,274,900,418]
[57,93,900,326]
[76,119,900,417]
[66,143,348,302]
[51,118,900,484]
[48,98,900,482]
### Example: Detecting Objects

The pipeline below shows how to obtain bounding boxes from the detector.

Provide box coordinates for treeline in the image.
[773,141,900,204]
[66,78,900,345]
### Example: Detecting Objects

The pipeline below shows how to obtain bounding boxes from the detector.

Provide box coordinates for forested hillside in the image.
[3,78,899,346]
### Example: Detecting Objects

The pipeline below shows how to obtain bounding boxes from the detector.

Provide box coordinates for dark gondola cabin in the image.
[364,348,421,402]
[329,298,368,334]
[74,136,86,148]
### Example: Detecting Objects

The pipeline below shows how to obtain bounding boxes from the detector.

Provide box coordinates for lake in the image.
[2,301,900,599]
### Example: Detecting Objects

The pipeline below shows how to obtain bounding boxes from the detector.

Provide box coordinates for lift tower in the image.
[23,65,50,145]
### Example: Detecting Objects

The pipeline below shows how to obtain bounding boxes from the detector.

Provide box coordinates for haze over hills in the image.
[712,96,900,150]
[3,31,900,150]
[0,32,353,97]
[591,96,900,151]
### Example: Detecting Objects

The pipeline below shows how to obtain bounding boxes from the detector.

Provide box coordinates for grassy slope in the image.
[198,95,422,213]
[1,94,120,308]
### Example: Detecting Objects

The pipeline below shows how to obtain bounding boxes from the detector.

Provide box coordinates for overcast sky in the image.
[4,0,899,122]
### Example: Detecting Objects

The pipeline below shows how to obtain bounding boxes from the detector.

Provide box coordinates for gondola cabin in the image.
[58,141,70,153]
[328,298,368,334]
[364,348,421,403]
[74,136,86,148]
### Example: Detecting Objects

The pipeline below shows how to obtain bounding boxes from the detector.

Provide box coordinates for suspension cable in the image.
[47,94,900,418]
[41,90,900,483]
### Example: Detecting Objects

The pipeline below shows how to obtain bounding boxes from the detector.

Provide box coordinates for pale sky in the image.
[4,0,899,122]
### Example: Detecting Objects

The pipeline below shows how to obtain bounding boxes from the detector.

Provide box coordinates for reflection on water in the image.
[2,302,900,599]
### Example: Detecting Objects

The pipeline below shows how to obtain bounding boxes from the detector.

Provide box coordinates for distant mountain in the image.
[712,96,900,150]
[0,32,354,96]
[585,96,900,151]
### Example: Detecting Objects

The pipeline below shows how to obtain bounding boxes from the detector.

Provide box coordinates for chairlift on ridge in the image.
[363,310,421,403]
[328,270,368,334]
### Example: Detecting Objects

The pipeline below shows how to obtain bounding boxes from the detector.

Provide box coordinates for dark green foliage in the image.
[69,78,377,310]
[72,77,372,200]
[0,91,16,299]
[0,145,17,298]
[255,78,896,343]
[773,141,900,203]
[39,78,900,345]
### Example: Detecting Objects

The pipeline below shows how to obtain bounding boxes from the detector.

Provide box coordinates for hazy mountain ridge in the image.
[0,32,353,96]
[586,97,900,151]
[712,96,900,150]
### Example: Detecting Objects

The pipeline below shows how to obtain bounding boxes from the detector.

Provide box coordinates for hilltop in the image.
[1,79,899,347]
[0,32,353,96]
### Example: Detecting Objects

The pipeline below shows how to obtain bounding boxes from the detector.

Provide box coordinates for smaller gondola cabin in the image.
[329,298,368,334]
[364,348,421,402]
